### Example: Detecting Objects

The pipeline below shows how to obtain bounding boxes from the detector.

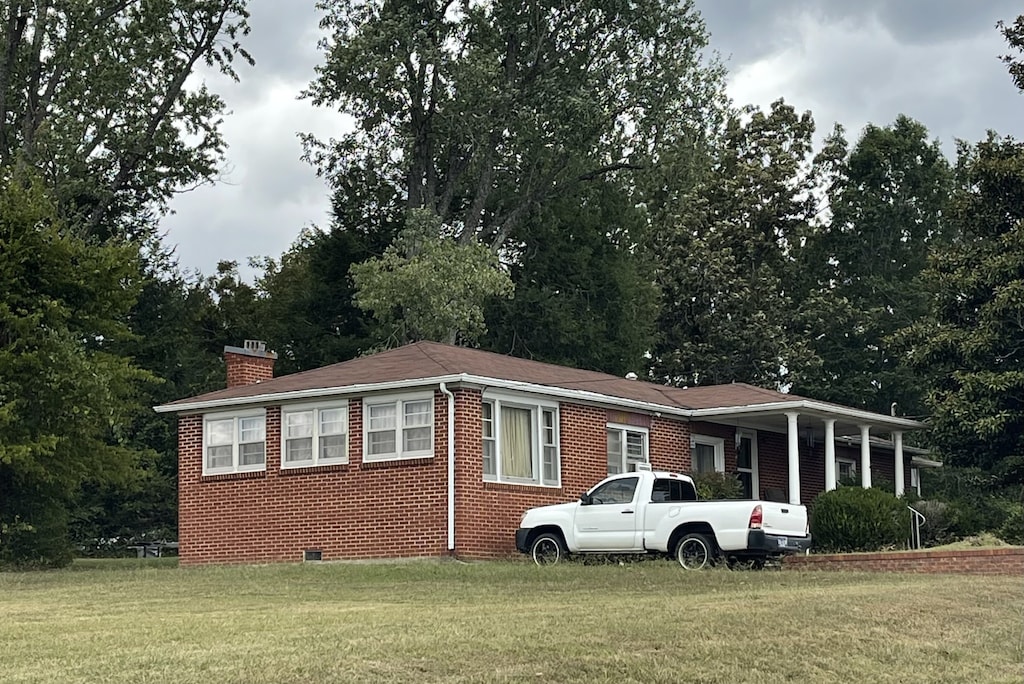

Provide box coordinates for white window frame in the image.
[202,408,267,476]
[691,435,725,474]
[910,467,921,495]
[362,392,434,463]
[481,391,560,487]
[735,430,759,499]
[606,424,649,475]
[837,457,857,483]
[280,400,349,469]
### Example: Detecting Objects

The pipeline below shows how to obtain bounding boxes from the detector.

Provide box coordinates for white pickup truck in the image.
[514,470,812,568]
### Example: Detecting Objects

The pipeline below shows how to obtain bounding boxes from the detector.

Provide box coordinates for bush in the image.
[810,487,911,553]
[690,471,744,500]
[908,500,958,547]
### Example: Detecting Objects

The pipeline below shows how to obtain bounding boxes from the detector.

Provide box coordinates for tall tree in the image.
[482,179,657,376]
[896,135,1024,484]
[794,117,952,415]
[0,0,252,234]
[0,172,148,567]
[305,0,725,343]
[650,99,821,388]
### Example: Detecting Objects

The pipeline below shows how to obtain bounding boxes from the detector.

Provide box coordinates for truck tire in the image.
[530,532,566,566]
[675,533,715,570]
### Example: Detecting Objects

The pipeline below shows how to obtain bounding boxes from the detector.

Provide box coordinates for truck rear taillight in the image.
[749,504,763,529]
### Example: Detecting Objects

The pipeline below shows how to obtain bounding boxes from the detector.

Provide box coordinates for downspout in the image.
[439,382,456,555]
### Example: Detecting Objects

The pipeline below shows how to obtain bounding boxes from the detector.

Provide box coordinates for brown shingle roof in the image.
[161,340,802,412]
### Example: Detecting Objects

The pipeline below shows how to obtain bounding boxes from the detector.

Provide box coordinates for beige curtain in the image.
[501,406,533,478]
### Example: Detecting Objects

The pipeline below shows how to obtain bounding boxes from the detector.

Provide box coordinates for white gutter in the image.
[439,382,456,554]
[688,400,924,431]
[156,372,925,431]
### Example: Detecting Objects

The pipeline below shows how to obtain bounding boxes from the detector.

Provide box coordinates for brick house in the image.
[156,340,931,565]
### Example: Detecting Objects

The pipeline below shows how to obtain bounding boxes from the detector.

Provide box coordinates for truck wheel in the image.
[675,533,715,570]
[530,532,566,566]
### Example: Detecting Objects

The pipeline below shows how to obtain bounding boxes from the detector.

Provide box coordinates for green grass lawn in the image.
[1,558,1021,683]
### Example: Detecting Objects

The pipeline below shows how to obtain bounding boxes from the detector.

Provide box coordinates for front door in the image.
[573,476,640,551]
[737,431,759,499]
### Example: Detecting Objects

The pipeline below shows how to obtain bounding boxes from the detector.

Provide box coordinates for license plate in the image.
[776,536,788,547]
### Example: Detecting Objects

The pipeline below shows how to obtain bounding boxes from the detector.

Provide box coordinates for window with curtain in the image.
[607,425,648,475]
[691,436,724,474]
[481,395,559,486]
[363,393,434,462]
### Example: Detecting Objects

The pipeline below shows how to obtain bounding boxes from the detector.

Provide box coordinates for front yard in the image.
[1,558,1021,683]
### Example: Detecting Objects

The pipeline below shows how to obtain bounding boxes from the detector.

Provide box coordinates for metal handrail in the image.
[907,505,926,550]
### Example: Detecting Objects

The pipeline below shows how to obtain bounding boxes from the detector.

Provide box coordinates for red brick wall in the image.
[453,399,610,558]
[224,350,275,388]
[650,416,690,471]
[785,548,1024,576]
[178,391,449,565]
[756,431,790,501]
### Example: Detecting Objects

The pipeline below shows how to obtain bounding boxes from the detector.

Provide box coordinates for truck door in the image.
[573,476,641,551]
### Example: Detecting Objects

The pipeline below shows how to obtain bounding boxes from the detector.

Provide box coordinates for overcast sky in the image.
[162,0,1024,280]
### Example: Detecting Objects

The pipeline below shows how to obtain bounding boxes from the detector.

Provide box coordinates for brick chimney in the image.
[224,340,277,388]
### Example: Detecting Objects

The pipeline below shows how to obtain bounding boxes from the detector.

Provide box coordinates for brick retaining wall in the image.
[785,547,1024,575]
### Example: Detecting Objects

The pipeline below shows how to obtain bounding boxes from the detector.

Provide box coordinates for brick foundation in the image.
[784,548,1024,576]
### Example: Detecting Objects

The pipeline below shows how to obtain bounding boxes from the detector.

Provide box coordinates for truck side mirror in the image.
[579,493,593,505]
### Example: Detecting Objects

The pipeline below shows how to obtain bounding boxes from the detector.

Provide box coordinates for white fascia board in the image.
[688,400,925,431]
[154,373,694,418]
[155,373,924,431]
[154,375,469,414]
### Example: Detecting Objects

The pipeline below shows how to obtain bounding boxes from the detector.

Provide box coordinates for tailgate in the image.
[760,502,808,537]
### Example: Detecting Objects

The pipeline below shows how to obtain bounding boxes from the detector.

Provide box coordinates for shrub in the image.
[997,501,1024,545]
[908,500,958,547]
[810,487,911,553]
[690,471,744,500]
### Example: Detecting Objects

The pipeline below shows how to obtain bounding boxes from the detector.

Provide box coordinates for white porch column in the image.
[786,412,801,505]
[824,418,837,492]
[894,431,905,497]
[859,424,872,488]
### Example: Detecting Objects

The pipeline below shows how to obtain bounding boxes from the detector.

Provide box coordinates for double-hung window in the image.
[282,402,348,468]
[691,435,725,474]
[607,424,649,475]
[481,393,559,486]
[203,410,266,475]
[363,393,434,462]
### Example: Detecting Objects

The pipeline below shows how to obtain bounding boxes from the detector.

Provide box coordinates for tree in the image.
[897,135,1024,484]
[0,172,149,567]
[999,14,1024,92]
[351,209,513,345]
[0,0,252,234]
[305,0,725,342]
[650,99,821,388]
[794,117,952,415]
[482,179,657,376]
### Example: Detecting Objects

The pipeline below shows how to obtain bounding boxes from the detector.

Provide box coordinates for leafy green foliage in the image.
[351,210,513,344]
[690,471,744,500]
[0,173,149,567]
[482,182,657,375]
[253,222,396,373]
[999,14,1024,92]
[896,136,1024,484]
[810,487,910,552]
[651,99,821,388]
[306,0,724,251]
[796,117,951,416]
[0,0,253,234]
